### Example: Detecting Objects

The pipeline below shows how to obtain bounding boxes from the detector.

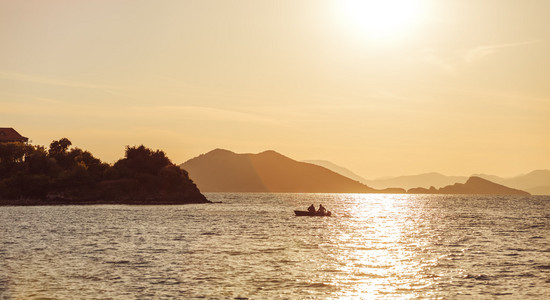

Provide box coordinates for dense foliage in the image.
[0,139,206,204]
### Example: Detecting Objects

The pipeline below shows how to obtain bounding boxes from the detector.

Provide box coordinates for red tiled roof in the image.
[0,128,29,142]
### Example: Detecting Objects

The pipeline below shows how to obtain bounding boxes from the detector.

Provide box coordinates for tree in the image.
[114,145,172,176]
[0,142,34,177]
[23,145,59,176]
[48,138,72,156]
[0,142,28,164]
[71,149,108,180]
[159,165,185,192]
[48,138,74,169]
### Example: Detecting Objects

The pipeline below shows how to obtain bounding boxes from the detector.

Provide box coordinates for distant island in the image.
[181,149,532,195]
[181,149,403,193]
[361,171,549,195]
[304,160,549,195]
[408,176,530,196]
[0,138,209,205]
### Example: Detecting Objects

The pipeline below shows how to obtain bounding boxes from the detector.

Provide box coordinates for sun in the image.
[338,0,427,42]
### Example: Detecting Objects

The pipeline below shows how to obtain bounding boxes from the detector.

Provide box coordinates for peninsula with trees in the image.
[0,137,209,206]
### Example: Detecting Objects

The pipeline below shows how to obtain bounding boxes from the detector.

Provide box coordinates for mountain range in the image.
[180,149,402,193]
[303,161,549,195]
[181,149,538,195]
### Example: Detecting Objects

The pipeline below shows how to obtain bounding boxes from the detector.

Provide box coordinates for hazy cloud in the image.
[0,70,117,91]
[420,40,540,73]
[420,48,456,74]
[128,105,279,125]
[463,40,539,63]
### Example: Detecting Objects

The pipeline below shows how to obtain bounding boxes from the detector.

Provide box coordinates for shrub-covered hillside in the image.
[0,138,209,205]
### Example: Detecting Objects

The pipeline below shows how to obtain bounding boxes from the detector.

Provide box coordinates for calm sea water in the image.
[1,194,549,299]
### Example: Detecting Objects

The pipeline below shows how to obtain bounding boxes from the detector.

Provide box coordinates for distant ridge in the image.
[408,176,530,196]
[303,160,368,184]
[365,173,468,190]
[476,170,550,195]
[361,170,549,195]
[180,149,403,193]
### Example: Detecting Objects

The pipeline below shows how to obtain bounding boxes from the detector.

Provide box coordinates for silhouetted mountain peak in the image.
[257,150,289,159]
[465,176,489,185]
[204,148,235,156]
[421,172,445,177]
[258,150,278,155]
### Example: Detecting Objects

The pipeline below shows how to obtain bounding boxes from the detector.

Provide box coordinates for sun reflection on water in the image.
[324,194,439,299]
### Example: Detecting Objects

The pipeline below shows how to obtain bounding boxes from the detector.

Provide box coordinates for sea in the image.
[1,193,549,299]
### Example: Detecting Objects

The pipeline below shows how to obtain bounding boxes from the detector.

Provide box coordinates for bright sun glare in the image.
[339,0,426,41]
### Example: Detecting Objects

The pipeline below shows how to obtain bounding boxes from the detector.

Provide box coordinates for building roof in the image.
[0,128,29,143]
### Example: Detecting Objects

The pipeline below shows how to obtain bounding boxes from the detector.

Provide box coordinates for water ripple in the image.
[0,194,549,298]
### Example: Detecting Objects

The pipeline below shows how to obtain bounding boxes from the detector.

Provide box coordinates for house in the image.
[0,128,29,143]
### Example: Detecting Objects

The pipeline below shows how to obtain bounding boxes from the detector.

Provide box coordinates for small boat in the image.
[294,210,331,217]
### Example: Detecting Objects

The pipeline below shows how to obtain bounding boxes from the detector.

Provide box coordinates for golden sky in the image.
[1,0,549,178]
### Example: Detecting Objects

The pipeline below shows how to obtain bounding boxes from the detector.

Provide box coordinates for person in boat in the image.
[307,204,316,213]
[318,204,327,215]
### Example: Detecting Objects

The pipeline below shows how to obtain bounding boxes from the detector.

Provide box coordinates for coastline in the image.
[0,196,212,206]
